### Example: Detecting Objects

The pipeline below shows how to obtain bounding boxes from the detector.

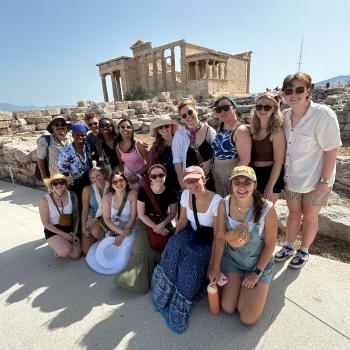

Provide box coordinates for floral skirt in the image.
[151,224,212,333]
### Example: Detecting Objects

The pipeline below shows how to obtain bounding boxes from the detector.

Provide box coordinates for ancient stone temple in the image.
[96,39,252,101]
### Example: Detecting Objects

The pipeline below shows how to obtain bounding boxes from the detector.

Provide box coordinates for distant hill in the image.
[0,102,73,112]
[316,75,350,87]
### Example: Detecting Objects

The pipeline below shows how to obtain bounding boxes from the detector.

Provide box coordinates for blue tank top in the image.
[88,189,99,218]
[212,129,238,160]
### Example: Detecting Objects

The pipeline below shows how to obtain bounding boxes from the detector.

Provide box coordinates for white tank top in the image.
[110,194,132,228]
[45,191,73,225]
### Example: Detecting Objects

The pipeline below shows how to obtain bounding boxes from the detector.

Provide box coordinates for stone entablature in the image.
[96,39,252,101]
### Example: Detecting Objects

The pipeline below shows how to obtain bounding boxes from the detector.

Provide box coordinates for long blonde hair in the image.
[250,92,284,135]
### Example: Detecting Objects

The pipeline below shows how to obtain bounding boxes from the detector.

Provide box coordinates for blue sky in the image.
[0,0,349,106]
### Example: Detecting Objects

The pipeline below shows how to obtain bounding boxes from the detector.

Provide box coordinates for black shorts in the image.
[44,224,73,240]
[252,165,284,194]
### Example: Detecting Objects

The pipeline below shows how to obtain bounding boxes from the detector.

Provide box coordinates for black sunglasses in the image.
[88,122,98,127]
[284,86,306,96]
[51,180,66,186]
[99,123,112,129]
[150,173,166,180]
[158,124,170,130]
[181,109,194,119]
[255,104,273,111]
[215,104,232,113]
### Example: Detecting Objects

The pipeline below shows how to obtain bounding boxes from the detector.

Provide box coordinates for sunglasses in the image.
[215,104,232,114]
[88,122,99,127]
[181,109,194,119]
[158,124,170,130]
[52,122,66,128]
[255,104,273,112]
[149,173,166,180]
[112,179,125,185]
[51,180,66,186]
[119,125,132,130]
[99,123,112,129]
[283,86,306,96]
[232,179,254,186]
[184,178,200,184]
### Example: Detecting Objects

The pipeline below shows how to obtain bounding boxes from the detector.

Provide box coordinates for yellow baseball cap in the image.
[229,166,257,182]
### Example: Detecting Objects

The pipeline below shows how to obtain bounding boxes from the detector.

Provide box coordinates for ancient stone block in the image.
[130,101,149,114]
[131,120,142,131]
[126,109,136,116]
[77,101,94,107]
[0,111,14,121]
[36,123,49,131]
[0,121,10,129]
[44,108,61,116]
[14,110,44,119]
[25,116,52,124]
[325,95,338,105]
[115,102,129,111]
[343,102,350,111]
[110,111,123,119]
[19,125,36,133]
[68,113,85,122]
[10,119,27,127]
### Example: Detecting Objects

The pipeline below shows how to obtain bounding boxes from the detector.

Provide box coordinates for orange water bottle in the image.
[207,283,220,315]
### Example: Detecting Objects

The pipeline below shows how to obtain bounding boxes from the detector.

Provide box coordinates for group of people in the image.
[37,72,342,333]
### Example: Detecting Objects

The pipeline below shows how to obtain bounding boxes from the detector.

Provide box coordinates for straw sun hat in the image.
[43,173,73,189]
[150,115,179,137]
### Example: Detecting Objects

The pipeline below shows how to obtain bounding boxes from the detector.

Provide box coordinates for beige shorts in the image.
[284,188,331,207]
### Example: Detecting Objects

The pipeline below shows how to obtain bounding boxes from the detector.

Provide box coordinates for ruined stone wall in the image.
[226,57,247,93]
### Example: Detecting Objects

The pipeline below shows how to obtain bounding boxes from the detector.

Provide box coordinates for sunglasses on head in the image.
[112,178,125,185]
[255,104,273,111]
[99,123,112,129]
[51,180,66,186]
[181,109,194,119]
[283,86,306,96]
[150,173,165,180]
[215,104,232,114]
[88,122,99,127]
[158,124,170,130]
[119,125,132,130]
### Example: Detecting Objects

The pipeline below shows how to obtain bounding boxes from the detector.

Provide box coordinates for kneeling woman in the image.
[86,171,137,274]
[209,166,277,325]
[113,164,177,293]
[152,166,222,333]
[39,173,81,259]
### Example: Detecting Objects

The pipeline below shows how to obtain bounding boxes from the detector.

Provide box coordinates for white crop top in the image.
[180,189,222,230]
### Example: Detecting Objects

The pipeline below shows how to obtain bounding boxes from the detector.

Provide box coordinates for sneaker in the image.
[274,245,294,262]
[288,250,309,269]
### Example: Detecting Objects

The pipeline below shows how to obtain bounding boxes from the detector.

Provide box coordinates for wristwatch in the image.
[319,177,331,185]
[253,266,263,277]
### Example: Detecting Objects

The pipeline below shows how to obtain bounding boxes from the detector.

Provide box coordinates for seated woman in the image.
[113,164,177,293]
[209,166,277,325]
[39,173,81,259]
[115,119,148,190]
[148,115,180,191]
[250,92,286,203]
[86,171,137,275]
[81,166,110,255]
[152,166,222,334]
[173,98,216,191]
[211,95,251,196]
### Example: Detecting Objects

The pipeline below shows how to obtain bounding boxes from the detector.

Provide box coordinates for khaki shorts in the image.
[284,188,331,207]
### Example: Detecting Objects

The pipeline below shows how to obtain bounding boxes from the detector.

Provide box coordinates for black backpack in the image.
[34,135,51,181]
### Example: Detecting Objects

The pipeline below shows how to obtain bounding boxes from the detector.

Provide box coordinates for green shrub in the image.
[124,85,149,101]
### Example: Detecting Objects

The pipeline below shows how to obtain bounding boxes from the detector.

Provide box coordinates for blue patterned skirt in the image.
[151,223,212,334]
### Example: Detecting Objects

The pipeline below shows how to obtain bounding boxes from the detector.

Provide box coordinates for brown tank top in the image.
[251,134,274,162]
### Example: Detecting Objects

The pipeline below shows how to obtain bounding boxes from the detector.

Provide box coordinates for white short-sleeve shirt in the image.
[284,102,342,193]
[180,189,222,230]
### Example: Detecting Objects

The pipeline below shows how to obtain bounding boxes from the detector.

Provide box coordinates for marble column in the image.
[205,60,209,79]
[171,46,176,87]
[116,74,122,101]
[224,63,228,80]
[101,75,109,102]
[111,72,118,102]
[218,62,222,80]
[161,49,167,89]
[212,61,217,79]
[246,60,251,93]
[144,55,150,91]
[153,52,158,92]
[195,61,200,79]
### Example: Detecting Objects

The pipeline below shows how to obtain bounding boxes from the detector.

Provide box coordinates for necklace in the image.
[234,198,253,214]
